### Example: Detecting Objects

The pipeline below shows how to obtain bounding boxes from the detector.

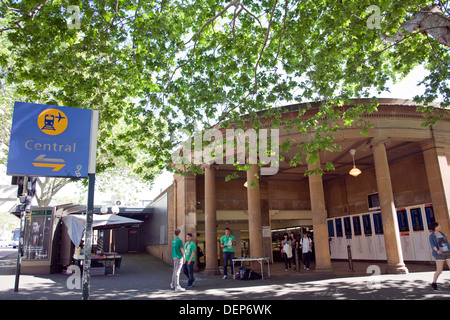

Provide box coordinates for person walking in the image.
[183,233,196,287]
[282,233,293,271]
[290,232,298,269]
[220,228,236,279]
[429,222,450,290]
[299,232,313,270]
[171,229,185,291]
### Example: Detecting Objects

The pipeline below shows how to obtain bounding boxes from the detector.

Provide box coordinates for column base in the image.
[204,267,221,276]
[386,263,409,274]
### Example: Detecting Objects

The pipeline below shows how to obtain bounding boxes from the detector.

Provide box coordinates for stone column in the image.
[421,138,450,236]
[372,140,408,274]
[204,164,220,275]
[247,164,263,265]
[307,157,333,273]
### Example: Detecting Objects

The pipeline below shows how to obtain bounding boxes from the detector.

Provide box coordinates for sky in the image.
[0,64,433,208]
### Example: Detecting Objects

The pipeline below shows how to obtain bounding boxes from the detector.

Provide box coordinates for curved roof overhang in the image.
[175,98,449,182]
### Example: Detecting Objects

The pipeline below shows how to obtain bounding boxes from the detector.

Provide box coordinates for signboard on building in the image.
[7,102,95,178]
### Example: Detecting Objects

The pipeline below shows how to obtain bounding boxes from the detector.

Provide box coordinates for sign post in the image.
[82,109,99,300]
[7,102,98,298]
[13,179,25,293]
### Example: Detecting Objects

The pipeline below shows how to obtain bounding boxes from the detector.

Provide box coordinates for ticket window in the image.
[397,209,410,234]
[352,216,362,236]
[327,220,335,238]
[425,204,435,231]
[327,220,335,257]
[410,208,424,232]
[362,214,372,237]
[344,217,352,239]
[373,212,384,235]
[335,218,343,237]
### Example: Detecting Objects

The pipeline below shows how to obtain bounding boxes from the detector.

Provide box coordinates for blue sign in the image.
[7,102,93,178]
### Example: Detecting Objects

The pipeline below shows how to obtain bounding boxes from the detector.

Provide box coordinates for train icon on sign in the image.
[37,109,68,136]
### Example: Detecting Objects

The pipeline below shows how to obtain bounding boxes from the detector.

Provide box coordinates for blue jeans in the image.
[223,252,234,276]
[182,261,195,286]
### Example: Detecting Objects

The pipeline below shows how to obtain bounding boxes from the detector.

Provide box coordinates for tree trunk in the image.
[35,177,70,207]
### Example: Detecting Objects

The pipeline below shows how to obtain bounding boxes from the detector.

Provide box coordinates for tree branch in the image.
[28,0,49,20]
[0,0,22,13]
[253,0,278,93]
[165,0,241,85]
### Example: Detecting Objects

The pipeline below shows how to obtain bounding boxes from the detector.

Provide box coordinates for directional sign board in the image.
[7,102,94,178]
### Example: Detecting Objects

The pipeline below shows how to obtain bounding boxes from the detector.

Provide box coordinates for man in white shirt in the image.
[299,233,313,270]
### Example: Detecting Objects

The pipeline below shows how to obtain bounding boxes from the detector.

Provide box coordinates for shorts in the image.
[435,251,450,261]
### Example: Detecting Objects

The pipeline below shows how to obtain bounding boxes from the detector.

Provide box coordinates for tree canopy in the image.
[1,0,449,178]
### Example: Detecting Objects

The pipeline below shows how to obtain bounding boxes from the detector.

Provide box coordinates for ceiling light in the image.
[349,149,362,177]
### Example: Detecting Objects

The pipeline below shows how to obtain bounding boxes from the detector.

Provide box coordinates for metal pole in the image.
[347,245,354,271]
[82,109,99,300]
[82,173,95,300]
[14,211,24,292]
[113,228,116,275]
[14,176,27,293]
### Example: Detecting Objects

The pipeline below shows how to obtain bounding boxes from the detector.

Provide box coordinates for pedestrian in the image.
[282,233,293,271]
[290,232,298,268]
[220,227,236,279]
[429,222,450,290]
[299,232,313,270]
[183,233,196,287]
[171,229,185,291]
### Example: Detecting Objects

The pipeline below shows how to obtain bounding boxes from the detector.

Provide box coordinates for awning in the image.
[62,214,143,247]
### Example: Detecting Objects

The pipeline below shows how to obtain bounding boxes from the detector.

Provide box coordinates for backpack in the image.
[248,270,262,280]
[238,266,250,280]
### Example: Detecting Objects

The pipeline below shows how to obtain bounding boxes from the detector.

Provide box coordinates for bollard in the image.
[347,245,354,271]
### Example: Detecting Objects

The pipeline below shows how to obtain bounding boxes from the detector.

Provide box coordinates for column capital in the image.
[371,138,391,147]
[419,138,448,151]
[201,163,219,171]
[306,153,321,171]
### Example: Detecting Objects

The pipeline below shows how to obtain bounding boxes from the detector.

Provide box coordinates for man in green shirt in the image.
[220,228,236,279]
[171,229,185,291]
[182,233,196,287]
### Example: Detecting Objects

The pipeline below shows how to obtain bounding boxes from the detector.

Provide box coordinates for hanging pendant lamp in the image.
[349,149,362,177]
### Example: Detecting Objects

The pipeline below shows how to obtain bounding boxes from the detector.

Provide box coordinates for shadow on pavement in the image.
[0,253,449,300]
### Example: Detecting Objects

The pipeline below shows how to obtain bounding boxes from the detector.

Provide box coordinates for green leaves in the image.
[0,0,448,180]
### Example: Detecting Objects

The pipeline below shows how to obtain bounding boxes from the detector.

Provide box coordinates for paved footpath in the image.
[0,253,449,301]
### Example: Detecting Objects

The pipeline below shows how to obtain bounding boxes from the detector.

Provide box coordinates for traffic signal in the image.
[13,176,36,213]
[12,176,25,197]
[27,177,37,197]
[17,195,33,213]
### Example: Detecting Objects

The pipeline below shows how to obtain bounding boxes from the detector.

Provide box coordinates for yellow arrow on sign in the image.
[32,162,66,171]
[32,154,66,171]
